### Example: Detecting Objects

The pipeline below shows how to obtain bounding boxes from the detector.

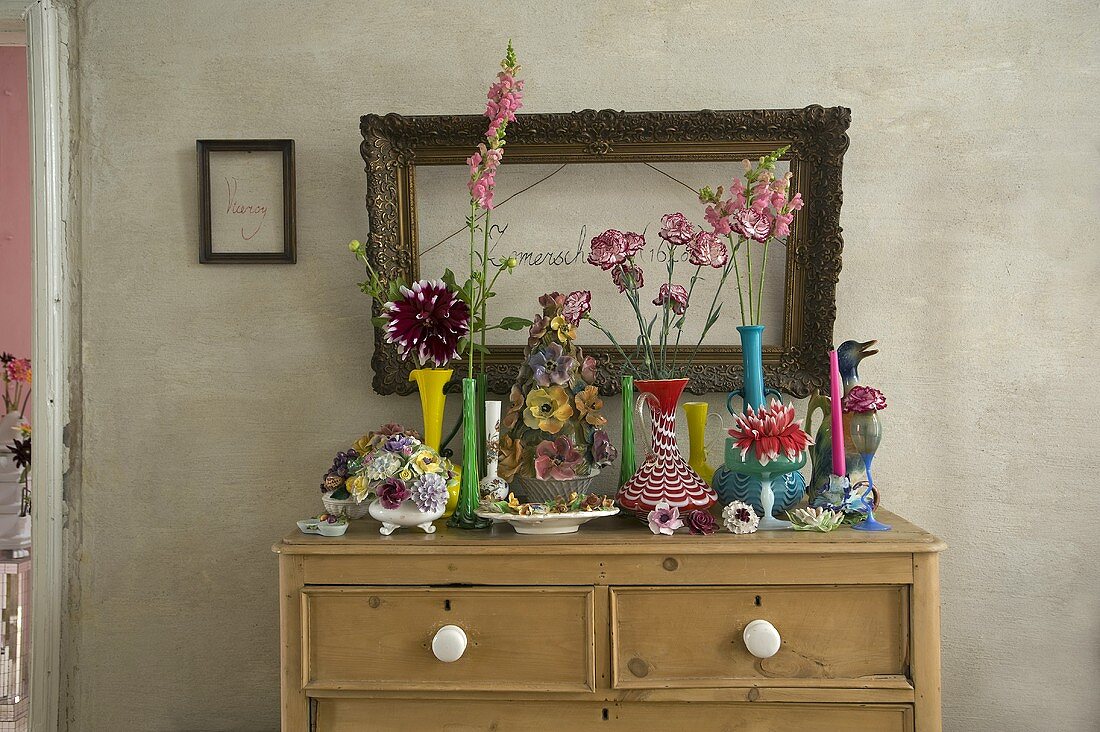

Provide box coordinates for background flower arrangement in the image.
[345,425,455,512]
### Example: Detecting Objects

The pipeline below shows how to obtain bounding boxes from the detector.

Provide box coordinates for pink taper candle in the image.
[828,349,846,476]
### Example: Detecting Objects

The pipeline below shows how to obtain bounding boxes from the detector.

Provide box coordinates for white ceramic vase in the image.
[368,498,444,536]
[479,400,508,502]
[0,411,21,448]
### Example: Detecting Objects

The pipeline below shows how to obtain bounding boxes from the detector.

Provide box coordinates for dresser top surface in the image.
[274,509,944,556]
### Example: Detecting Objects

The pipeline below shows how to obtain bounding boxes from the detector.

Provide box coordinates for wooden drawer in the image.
[316,699,914,731]
[611,585,909,689]
[302,587,595,693]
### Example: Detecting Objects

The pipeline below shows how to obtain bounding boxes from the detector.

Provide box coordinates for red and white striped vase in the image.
[617,378,717,516]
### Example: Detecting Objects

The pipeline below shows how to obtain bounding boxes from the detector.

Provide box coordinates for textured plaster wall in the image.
[71,1,1098,730]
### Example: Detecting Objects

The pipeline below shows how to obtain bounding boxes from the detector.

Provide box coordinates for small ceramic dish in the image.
[297,517,349,537]
[475,507,619,535]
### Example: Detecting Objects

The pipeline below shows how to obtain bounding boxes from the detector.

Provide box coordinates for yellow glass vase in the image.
[683,401,717,485]
[410,368,460,516]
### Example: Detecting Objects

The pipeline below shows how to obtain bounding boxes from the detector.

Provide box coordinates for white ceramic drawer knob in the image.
[431,624,467,663]
[743,619,781,659]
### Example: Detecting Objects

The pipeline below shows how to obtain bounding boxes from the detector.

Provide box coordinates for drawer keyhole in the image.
[444,599,452,612]
[602,708,609,721]
[754,595,761,607]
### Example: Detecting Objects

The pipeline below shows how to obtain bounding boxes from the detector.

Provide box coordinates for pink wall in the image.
[0,46,31,362]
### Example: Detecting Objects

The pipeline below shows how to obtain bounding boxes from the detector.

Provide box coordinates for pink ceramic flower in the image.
[533,436,584,480]
[732,208,771,242]
[588,229,628,270]
[687,509,718,535]
[591,429,617,467]
[382,279,471,367]
[688,230,729,268]
[658,212,696,245]
[562,290,592,325]
[611,263,644,292]
[652,283,689,315]
[727,399,813,466]
[842,385,887,413]
[647,500,684,535]
[376,477,411,509]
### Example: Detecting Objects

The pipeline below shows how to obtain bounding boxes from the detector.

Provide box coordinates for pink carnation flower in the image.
[653,283,689,315]
[658,212,696,245]
[688,230,729,268]
[842,385,887,413]
[562,290,592,325]
[622,231,646,258]
[611,263,644,292]
[732,208,771,242]
[588,229,628,270]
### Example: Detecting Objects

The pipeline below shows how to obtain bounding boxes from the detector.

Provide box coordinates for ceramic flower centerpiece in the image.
[346,425,456,535]
[500,292,617,503]
[725,400,813,530]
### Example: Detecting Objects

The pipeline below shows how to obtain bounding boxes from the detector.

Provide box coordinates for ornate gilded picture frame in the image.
[361,106,849,396]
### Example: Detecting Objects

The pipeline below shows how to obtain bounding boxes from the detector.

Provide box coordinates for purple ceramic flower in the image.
[580,355,598,384]
[687,510,718,535]
[659,212,697,245]
[591,429,617,467]
[647,500,684,535]
[528,342,575,387]
[842,385,887,413]
[385,435,416,453]
[533,437,584,480]
[411,472,448,513]
[376,477,410,509]
[652,283,689,315]
[562,290,592,325]
[528,315,550,347]
[382,279,471,367]
[611,263,644,293]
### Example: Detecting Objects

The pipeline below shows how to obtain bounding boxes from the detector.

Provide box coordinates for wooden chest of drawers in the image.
[274,509,943,731]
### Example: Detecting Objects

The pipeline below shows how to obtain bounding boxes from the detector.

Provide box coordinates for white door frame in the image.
[2,1,74,730]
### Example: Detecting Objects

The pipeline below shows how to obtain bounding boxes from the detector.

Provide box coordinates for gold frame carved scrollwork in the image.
[360,106,850,397]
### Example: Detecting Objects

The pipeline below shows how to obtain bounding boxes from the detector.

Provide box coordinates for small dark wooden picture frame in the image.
[197,139,297,263]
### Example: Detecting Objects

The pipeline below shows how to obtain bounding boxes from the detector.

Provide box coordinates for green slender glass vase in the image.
[619,375,637,487]
[448,377,490,530]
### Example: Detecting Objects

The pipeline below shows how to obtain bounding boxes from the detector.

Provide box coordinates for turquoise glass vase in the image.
[713,324,806,513]
[724,448,807,530]
[447,378,490,530]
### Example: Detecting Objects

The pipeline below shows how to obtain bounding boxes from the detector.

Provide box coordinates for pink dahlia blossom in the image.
[653,283,689,315]
[647,500,684,535]
[732,208,772,242]
[588,229,628,270]
[842,385,887,413]
[658,212,696,245]
[727,399,814,466]
[533,436,584,480]
[562,290,592,325]
[688,230,729,268]
[4,358,30,384]
[382,279,471,368]
[611,263,644,292]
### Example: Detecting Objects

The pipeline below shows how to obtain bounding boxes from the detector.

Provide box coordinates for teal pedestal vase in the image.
[715,325,806,513]
[448,377,490,530]
[724,449,807,531]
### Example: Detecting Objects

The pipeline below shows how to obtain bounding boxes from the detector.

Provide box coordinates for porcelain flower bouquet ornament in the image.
[343,425,457,535]
[500,292,617,502]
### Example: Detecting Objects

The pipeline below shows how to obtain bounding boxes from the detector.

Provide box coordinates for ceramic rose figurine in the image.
[499,292,617,503]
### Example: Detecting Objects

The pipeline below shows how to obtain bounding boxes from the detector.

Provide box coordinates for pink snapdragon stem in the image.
[828,349,846,476]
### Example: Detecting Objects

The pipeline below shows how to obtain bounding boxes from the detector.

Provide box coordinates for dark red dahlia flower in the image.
[382,279,470,368]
